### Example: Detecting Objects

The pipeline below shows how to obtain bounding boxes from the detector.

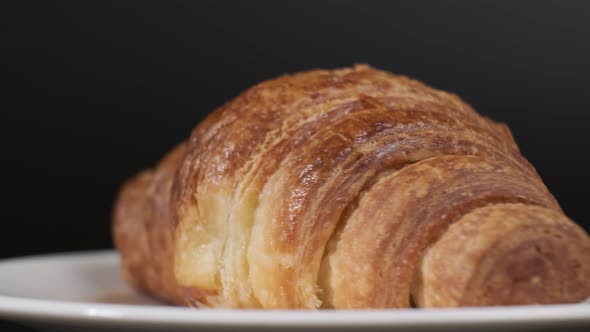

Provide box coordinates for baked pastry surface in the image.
[113,65,590,309]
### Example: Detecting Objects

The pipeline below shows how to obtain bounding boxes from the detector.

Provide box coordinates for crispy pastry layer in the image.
[113,65,590,308]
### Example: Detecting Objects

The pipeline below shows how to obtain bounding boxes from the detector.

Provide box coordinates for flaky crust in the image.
[113,65,590,309]
[113,143,186,304]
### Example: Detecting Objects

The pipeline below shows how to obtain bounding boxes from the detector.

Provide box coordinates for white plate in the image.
[0,251,588,332]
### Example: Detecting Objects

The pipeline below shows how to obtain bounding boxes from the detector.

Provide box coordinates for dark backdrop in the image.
[1,0,590,330]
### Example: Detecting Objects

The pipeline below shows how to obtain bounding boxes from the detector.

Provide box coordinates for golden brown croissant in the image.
[112,65,590,309]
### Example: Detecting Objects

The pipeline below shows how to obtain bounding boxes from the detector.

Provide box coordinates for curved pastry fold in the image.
[413,203,590,307]
[113,65,590,308]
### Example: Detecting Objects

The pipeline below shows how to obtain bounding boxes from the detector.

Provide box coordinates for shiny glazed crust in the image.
[112,65,590,309]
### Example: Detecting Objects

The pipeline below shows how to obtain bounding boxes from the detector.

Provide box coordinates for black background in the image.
[2,1,590,331]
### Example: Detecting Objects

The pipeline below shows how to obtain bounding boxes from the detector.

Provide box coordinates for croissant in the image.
[113,65,590,309]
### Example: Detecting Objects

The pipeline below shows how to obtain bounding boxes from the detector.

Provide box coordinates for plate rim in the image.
[0,250,589,328]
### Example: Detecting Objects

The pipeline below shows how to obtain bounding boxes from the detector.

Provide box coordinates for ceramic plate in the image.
[0,251,588,331]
